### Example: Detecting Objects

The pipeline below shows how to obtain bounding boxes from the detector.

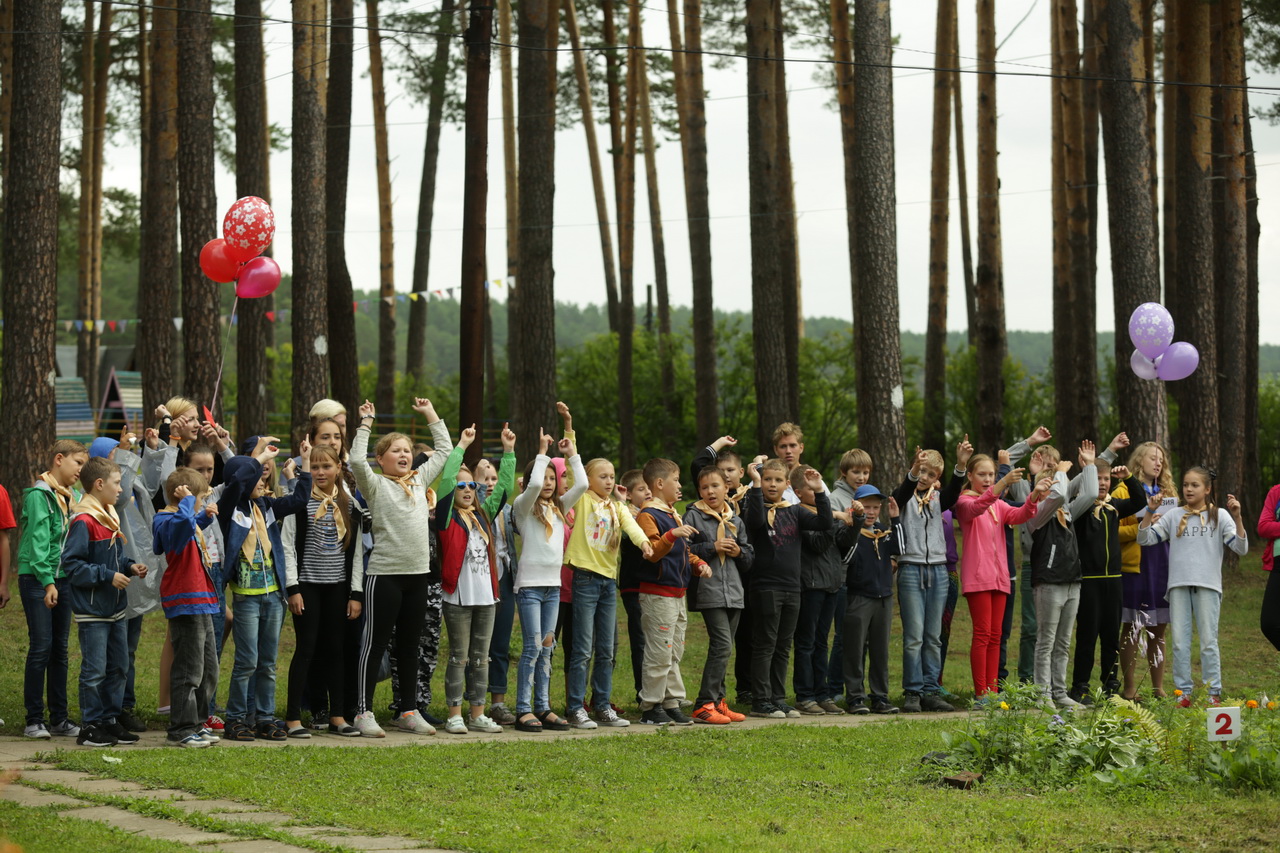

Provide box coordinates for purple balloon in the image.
[1128,302,1175,360]
[235,256,281,299]
[1130,349,1159,381]
[1155,341,1199,381]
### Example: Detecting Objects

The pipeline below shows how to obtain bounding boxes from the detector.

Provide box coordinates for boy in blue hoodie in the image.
[217,438,312,741]
[839,486,902,715]
[63,457,149,748]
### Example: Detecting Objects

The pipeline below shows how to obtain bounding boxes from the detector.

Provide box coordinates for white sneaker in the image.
[49,719,81,737]
[1055,695,1083,710]
[200,728,221,743]
[466,714,502,734]
[443,715,468,734]
[353,711,386,738]
[567,707,597,730]
[170,733,210,749]
[24,722,51,739]
[391,710,436,735]
[595,706,630,727]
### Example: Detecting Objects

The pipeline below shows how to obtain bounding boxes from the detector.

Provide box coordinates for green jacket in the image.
[18,481,72,587]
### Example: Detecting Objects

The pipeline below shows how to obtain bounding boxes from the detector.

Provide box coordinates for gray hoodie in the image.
[682,502,754,610]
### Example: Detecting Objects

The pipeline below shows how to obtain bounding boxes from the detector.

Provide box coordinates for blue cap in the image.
[854,485,883,500]
[89,437,119,459]
[239,436,261,457]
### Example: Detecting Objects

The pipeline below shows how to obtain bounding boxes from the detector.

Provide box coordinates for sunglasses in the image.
[456,482,479,491]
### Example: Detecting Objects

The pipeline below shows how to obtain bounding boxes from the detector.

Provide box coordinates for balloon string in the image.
[210,295,238,420]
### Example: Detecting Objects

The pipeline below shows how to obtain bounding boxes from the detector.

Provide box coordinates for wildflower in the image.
[1174,689,1183,697]
[1246,700,1259,709]
[999,701,1009,710]
[1268,702,1278,711]
[1050,714,1065,726]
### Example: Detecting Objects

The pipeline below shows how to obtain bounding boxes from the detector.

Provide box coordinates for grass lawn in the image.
[0,798,192,853]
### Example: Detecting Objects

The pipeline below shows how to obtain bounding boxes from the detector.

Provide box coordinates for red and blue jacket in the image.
[62,514,132,622]
[152,495,220,618]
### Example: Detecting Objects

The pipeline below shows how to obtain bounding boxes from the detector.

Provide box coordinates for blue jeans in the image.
[78,619,129,726]
[898,564,948,695]
[826,585,848,699]
[793,588,838,703]
[227,592,285,721]
[1169,585,1223,694]
[567,570,617,711]
[489,569,517,697]
[20,575,72,725]
[516,586,560,714]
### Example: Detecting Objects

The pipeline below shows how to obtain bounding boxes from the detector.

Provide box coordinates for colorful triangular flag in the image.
[266,311,276,323]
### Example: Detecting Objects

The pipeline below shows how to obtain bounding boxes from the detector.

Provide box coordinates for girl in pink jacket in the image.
[955,453,1049,699]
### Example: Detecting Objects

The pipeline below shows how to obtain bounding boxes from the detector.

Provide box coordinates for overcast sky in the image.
[96,0,1280,344]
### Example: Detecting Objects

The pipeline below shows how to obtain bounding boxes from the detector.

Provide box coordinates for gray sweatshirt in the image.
[1136,506,1248,594]
[1007,441,1115,554]
[350,419,452,576]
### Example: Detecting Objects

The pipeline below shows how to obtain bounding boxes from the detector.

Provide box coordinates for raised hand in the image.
[956,434,974,468]
[1108,432,1130,454]
[558,436,577,458]
[712,435,738,452]
[1028,454,1046,477]
[1079,439,1096,467]
[501,422,516,453]
[299,436,312,458]
[359,399,376,421]
[538,428,553,456]
[1146,492,1163,513]
[155,404,171,421]
[556,401,572,430]
[174,484,192,501]
[910,446,925,474]
[998,448,1011,466]
[255,442,280,465]
[1032,475,1054,500]
[412,397,437,421]
[888,496,900,518]
[459,424,477,449]
[802,467,825,491]
[1226,494,1242,518]
[995,467,1026,494]
[1111,464,1130,480]
[848,499,865,517]
[282,457,297,479]
[747,458,764,484]
[144,427,161,450]
[1029,425,1053,446]
[1056,460,1073,474]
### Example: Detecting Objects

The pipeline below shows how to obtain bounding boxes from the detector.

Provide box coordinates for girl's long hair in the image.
[1180,465,1218,532]
[310,444,355,546]
[965,453,994,491]
[1127,441,1177,497]
[523,458,566,540]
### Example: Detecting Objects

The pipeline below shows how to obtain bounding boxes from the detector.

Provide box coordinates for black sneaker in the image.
[1068,686,1094,706]
[847,699,870,715]
[736,691,754,706]
[749,703,786,719]
[640,707,673,725]
[900,694,922,713]
[103,721,140,744]
[664,706,694,726]
[920,694,956,713]
[421,709,446,727]
[118,709,147,733]
[76,725,117,748]
[871,699,900,715]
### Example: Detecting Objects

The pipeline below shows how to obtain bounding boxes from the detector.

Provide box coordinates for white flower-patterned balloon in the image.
[222,196,276,261]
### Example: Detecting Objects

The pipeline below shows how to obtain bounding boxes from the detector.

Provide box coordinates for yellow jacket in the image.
[564,490,649,579]
[1112,480,1141,573]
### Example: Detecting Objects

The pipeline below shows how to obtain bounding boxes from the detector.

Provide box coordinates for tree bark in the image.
[953,0,976,346]
[1082,0,1100,295]
[178,0,221,410]
[601,0,623,333]
[1243,95,1260,506]
[499,0,518,283]
[1161,0,1177,316]
[924,0,953,452]
[1142,0,1159,253]
[617,1,640,471]
[0,0,13,194]
[1052,11,1071,452]
[974,0,1006,455]
[367,0,397,414]
[773,4,801,414]
[0,0,61,494]
[830,0,857,330]
[1099,0,1166,446]
[327,0,360,417]
[291,0,330,426]
[235,0,273,438]
[78,2,114,410]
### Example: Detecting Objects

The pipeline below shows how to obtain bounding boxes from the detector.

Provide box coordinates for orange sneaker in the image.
[692,702,731,725]
[715,699,746,722]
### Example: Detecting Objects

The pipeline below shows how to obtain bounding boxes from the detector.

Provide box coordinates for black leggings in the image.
[1072,575,1124,691]
[287,581,349,721]
[358,573,431,715]
[1263,566,1280,653]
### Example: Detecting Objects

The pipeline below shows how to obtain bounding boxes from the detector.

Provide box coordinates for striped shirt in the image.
[300,496,346,585]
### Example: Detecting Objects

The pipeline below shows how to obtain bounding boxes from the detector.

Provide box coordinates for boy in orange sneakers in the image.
[683,466,754,723]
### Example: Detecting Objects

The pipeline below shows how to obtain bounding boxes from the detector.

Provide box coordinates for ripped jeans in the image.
[515,586,561,714]
[442,602,497,708]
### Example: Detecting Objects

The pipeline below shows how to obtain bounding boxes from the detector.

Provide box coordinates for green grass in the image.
[0,798,193,853]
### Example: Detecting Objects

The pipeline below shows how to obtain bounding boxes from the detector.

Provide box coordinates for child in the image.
[476,456,518,727]
[19,439,87,739]
[826,448,874,709]
[683,467,753,724]
[617,468,651,702]
[1261,479,1280,652]
[282,444,364,737]
[217,437,313,742]
[1137,467,1248,704]
[889,439,973,712]
[152,468,222,748]
[792,465,847,716]
[510,430,586,732]
[0,480,16,612]
[62,457,148,747]
[434,423,517,734]
[634,459,710,725]
[350,398,453,737]
[955,455,1048,699]
[1000,426,1056,684]
[742,458,833,718]
[839,486,900,714]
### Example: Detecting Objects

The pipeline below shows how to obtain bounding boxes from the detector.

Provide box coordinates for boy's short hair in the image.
[698,466,728,489]
[838,448,873,474]
[620,469,645,491]
[1034,444,1062,464]
[50,439,88,467]
[80,457,119,491]
[788,466,813,491]
[760,458,788,477]
[772,422,804,445]
[642,458,680,488]
[919,449,945,475]
[165,467,209,506]
[715,447,743,467]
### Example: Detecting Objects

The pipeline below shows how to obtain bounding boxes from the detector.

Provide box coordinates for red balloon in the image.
[235,256,282,299]
[199,238,242,283]
[222,196,276,262]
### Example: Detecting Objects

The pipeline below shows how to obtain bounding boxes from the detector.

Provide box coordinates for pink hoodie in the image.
[954,488,1040,594]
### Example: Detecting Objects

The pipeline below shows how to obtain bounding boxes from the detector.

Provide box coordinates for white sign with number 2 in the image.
[1207,706,1242,742]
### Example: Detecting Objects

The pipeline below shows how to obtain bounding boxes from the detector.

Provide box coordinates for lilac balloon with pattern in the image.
[1128,302,1175,360]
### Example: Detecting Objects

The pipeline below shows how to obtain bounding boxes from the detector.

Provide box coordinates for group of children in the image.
[2,398,1269,748]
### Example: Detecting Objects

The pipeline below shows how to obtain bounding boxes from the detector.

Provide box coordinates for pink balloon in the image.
[222,196,276,262]
[235,256,281,299]
[1155,341,1199,381]
[1130,349,1159,381]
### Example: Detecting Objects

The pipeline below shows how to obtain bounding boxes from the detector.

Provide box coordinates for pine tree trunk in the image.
[773,4,800,416]
[235,0,273,438]
[1052,13,1071,451]
[853,0,907,479]
[291,0,330,426]
[512,0,558,446]
[617,2,640,471]
[830,0,857,318]
[366,0,397,414]
[139,0,178,419]
[924,0,953,452]
[327,0,360,417]
[974,0,1006,455]
[953,0,977,346]
[1082,0,1100,293]
[665,0,689,179]
[1243,96,1260,505]
[77,2,100,408]
[0,0,13,193]
[1142,0,1159,250]
[1099,0,1166,446]
[88,4,113,402]
[1169,0,1218,471]
[683,0,719,439]
[499,0,518,282]
[601,0,623,333]
[1161,0,1177,316]
[178,0,221,410]
[0,0,61,494]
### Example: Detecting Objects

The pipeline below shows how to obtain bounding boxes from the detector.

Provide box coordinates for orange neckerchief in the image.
[534,496,567,541]
[691,499,737,566]
[1177,507,1209,538]
[40,472,74,519]
[765,497,790,528]
[381,469,420,502]
[727,483,750,512]
[860,526,891,558]
[914,481,938,515]
[454,503,491,545]
[72,493,126,544]
[311,485,347,541]
[239,502,271,566]
[1092,494,1115,520]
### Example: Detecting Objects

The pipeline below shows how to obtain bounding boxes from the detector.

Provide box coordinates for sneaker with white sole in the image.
[199,727,221,743]
[169,733,210,749]
[443,715,468,734]
[50,719,81,737]
[24,722,51,739]
[353,711,386,738]
[567,707,598,729]
[391,710,436,735]
[466,714,502,733]
[595,706,630,727]
[1055,694,1083,710]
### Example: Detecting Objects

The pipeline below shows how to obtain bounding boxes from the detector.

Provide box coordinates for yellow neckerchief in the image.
[40,471,74,518]
[860,525,891,558]
[72,493,126,544]
[590,490,624,550]
[1055,506,1070,528]
[534,496,567,541]
[691,499,737,565]
[454,501,491,545]
[160,503,212,567]
[311,484,347,541]
[962,489,999,523]
[1092,493,1115,520]
[727,483,750,513]
[765,495,791,528]
[914,481,938,515]
[240,502,271,566]
[381,469,420,502]
[1177,506,1210,537]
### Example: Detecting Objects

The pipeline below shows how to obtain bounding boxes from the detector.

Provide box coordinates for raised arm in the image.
[350,400,378,499]
[558,446,590,513]
[482,424,518,516]
[413,399,454,486]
